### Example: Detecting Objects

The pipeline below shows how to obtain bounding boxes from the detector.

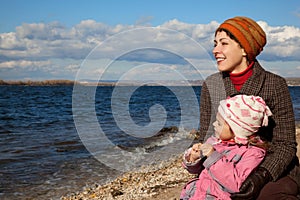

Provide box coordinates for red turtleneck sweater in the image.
[229,62,254,91]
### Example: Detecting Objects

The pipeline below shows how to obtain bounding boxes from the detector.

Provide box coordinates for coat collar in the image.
[221,61,266,97]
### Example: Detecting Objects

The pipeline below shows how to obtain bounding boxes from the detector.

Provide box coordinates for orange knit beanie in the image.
[216,16,266,61]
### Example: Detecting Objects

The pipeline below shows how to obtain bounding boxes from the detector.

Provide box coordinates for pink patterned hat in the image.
[218,95,272,140]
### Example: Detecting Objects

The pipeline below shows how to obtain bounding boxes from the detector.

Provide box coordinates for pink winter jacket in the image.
[182,137,266,200]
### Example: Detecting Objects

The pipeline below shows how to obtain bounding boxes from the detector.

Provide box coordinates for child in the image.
[180,94,272,200]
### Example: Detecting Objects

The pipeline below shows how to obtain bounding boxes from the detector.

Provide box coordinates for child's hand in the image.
[200,143,214,157]
[188,143,202,162]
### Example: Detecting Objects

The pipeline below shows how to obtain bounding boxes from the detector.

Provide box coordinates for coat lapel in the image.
[222,61,266,97]
[240,62,266,95]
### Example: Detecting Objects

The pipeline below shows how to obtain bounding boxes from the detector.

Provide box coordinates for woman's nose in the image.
[212,45,220,54]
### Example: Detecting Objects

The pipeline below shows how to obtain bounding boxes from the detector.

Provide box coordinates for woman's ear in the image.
[241,49,247,57]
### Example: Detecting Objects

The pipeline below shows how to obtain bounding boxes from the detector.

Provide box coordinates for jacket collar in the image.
[221,61,266,97]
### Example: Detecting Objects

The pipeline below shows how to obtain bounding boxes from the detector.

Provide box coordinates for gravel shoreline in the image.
[61,126,300,200]
[61,154,194,200]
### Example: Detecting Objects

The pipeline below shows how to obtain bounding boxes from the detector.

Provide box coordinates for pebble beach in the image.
[61,125,300,200]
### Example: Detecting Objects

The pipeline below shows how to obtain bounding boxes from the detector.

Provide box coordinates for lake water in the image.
[0,85,299,199]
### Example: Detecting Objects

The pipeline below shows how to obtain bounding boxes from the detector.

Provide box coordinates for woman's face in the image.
[213,31,248,73]
[213,112,234,141]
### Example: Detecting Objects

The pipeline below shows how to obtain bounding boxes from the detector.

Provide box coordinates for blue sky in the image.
[2,0,300,32]
[1,0,300,80]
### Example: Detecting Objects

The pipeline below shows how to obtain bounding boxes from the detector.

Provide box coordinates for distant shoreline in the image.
[1,78,300,86]
[0,79,76,86]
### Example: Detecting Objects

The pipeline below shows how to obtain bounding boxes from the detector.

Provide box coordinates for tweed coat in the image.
[198,61,298,182]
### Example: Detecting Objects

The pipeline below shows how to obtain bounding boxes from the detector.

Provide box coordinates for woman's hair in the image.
[215,28,243,49]
[248,135,269,150]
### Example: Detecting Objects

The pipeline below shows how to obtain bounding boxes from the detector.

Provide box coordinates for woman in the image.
[197,16,299,199]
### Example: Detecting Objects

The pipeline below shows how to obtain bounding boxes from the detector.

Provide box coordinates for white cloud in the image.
[0,19,300,80]
[161,19,217,47]
[258,21,300,60]
[0,60,51,69]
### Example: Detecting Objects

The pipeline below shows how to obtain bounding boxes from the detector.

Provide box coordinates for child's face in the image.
[213,112,234,141]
